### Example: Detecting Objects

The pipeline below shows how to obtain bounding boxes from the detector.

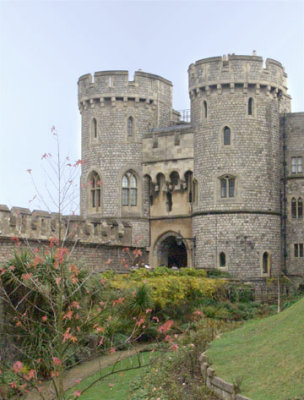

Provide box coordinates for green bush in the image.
[129,318,230,400]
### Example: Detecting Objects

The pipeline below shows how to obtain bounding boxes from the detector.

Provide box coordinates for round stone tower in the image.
[78,70,172,246]
[189,54,291,279]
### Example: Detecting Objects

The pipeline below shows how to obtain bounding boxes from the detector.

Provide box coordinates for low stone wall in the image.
[0,237,148,272]
[199,353,251,400]
[0,205,149,271]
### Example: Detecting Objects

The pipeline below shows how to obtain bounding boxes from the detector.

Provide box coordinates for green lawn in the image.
[207,297,304,400]
[67,351,154,400]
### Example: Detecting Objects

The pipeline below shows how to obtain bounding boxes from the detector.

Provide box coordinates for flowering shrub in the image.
[129,318,230,400]
[0,247,159,399]
[105,268,227,309]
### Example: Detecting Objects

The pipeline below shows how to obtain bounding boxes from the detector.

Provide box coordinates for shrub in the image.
[129,318,230,400]
[106,268,227,310]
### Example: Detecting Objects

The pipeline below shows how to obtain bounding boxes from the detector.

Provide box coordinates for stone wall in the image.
[0,237,147,272]
[200,353,251,400]
[78,70,174,248]
[193,213,281,279]
[190,54,290,279]
[0,205,148,271]
[284,113,304,278]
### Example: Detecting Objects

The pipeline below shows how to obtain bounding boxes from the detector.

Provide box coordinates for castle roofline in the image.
[188,54,284,72]
[78,70,172,86]
[284,112,304,117]
[149,124,192,134]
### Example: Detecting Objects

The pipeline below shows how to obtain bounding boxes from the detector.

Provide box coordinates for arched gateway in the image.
[154,232,188,268]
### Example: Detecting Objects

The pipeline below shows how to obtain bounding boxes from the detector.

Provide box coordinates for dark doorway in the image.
[157,235,187,268]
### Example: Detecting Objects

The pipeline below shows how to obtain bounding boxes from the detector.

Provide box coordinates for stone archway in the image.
[155,232,188,268]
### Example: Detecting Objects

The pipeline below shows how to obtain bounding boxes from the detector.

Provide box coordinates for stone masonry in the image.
[1,53,303,296]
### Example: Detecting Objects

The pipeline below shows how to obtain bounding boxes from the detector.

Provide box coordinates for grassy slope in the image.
[207,297,304,400]
[67,352,152,400]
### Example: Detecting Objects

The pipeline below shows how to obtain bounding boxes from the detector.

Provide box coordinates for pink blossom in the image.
[22,273,33,281]
[13,361,23,374]
[73,390,81,397]
[158,320,174,333]
[52,357,62,366]
[171,343,179,351]
[25,369,35,381]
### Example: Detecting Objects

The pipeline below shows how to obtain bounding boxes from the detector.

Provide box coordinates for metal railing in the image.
[177,109,191,123]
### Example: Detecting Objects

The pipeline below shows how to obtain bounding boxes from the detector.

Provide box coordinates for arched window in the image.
[219,252,226,267]
[203,101,208,119]
[156,173,165,192]
[122,171,137,206]
[220,175,235,198]
[248,98,254,115]
[223,126,231,145]
[127,117,134,137]
[91,118,97,139]
[89,171,101,210]
[170,171,179,186]
[262,252,271,275]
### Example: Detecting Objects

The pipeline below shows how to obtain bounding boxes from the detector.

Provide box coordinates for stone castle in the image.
[1,53,303,296]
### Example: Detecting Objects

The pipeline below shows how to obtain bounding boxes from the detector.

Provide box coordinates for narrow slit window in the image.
[248,98,253,115]
[262,252,270,274]
[91,118,97,139]
[127,117,134,137]
[219,252,226,267]
[203,101,207,118]
[223,126,231,145]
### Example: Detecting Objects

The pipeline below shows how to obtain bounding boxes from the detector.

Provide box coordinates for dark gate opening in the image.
[157,235,187,268]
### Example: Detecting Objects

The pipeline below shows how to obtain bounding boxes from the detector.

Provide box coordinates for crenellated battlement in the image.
[0,205,132,246]
[78,70,172,111]
[188,54,289,98]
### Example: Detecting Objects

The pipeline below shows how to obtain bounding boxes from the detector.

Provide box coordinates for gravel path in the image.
[27,344,149,400]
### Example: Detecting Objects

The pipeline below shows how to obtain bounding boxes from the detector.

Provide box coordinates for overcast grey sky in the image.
[0,0,303,212]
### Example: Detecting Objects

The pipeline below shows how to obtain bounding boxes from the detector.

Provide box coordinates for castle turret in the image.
[189,54,291,279]
[78,70,172,246]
